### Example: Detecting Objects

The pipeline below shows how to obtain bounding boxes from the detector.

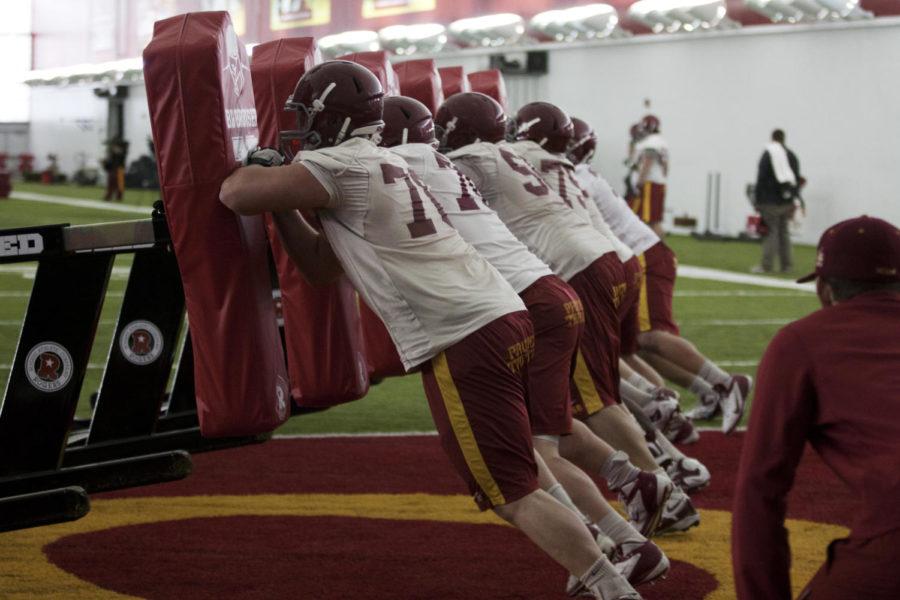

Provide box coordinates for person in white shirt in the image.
[630,115,668,237]
[219,61,638,600]
[382,95,669,591]
[567,116,753,435]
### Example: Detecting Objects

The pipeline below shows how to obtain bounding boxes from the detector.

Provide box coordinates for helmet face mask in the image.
[567,117,596,165]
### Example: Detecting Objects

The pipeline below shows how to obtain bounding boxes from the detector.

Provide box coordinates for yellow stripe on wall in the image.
[433,352,506,506]
[572,350,603,415]
[642,182,652,222]
[637,253,651,332]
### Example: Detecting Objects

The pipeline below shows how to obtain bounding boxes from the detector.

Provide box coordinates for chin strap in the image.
[438,116,458,149]
[401,128,408,145]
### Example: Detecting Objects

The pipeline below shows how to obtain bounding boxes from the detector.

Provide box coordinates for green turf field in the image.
[1,183,820,436]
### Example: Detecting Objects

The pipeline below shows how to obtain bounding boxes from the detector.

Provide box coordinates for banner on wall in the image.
[270,0,331,30]
[362,0,436,19]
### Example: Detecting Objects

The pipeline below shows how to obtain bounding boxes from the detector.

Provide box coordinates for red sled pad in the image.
[337,51,400,96]
[468,69,508,111]
[250,38,370,408]
[394,59,444,116]
[143,11,289,437]
[360,299,405,381]
[438,66,470,98]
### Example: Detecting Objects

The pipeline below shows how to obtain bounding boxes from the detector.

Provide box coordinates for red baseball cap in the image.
[797,215,900,283]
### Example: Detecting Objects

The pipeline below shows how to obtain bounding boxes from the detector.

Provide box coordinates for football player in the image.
[630,115,668,237]
[510,103,710,512]
[567,116,752,433]
[219,61,638,600]
[435,92,700,537]
[382,95,669,589]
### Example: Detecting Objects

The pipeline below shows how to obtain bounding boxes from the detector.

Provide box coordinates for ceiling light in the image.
[318,30,380,58]
[379,23,447,55]
[448,13,525,48]
[530,4,620,41]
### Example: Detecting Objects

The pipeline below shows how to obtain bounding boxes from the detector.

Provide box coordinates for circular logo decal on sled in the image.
[25,341,74,393]
[119,320,164,366]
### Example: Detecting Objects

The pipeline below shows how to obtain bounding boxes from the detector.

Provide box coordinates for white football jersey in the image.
[391,143,553,294]
[448,141,614,282]
[511,140,633,263]
[573,163,660,255]
[298,137,525,370]
[633,133,668,184]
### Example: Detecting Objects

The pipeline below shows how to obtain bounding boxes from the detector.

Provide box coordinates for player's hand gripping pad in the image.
[360,299,405,380]
[438,66,470,98]
[251,38,370,407]
[337,51,401,96]
[468,69,508,111]
[394,59,444,116]
[143,12,289,436]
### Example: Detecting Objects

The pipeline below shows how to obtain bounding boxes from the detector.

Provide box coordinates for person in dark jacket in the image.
[753,129,804,273]
[102,137,128,201]
[733,215,900,599]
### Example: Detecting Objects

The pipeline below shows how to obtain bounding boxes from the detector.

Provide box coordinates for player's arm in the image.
[220,162,331,215]
[731,326,815,600]
[270,210,343,285]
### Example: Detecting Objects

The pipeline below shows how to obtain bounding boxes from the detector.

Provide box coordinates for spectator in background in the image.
[733,215,900,599]
[630,115,668,237]
[752,129,805,274]
[102,137,128,201]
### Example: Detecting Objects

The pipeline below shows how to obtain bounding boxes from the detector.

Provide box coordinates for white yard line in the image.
[0,363,105,370]
[0,319,115,326]
[0,291,124,298]
[0,265,131,280]
[677,264,815,292]
[9,191,152,215]
[715,359,759,367]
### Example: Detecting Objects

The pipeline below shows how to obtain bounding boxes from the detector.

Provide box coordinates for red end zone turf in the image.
[35,433,851,599]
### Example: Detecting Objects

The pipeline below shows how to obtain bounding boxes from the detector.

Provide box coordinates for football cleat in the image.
[618,471,674,537]
[642,395,678,432]
[663,408,699,445]
[614,540,670,586]
[667,457,711,493]
[721,374,753,434]
[685,388,721,421]
[656,486,700,535]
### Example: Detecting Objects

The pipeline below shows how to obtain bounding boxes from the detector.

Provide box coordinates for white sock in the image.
[600,450,640,490]
[580,557,637,598]
[688,375,715,397]
[626,371,656,394]
[597,509,646,549]
[547,483,591,524]
[698,359,731,386]
[655,431,686,461]
[619,379,655,408]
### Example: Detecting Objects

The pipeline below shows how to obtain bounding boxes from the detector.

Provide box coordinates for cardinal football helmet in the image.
[434,92,507,151]
[514,101,574,154]
[567,117,596,165]
[280,60,384,155]
[381,96,436,148]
